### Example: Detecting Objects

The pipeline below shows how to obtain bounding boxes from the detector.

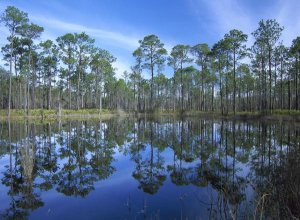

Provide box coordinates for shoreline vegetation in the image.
[1,109,300,122]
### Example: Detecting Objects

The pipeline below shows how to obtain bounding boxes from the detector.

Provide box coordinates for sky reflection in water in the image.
[0,117,299,219]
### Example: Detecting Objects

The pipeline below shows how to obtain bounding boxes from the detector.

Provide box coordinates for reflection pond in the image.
[0,117,300,219]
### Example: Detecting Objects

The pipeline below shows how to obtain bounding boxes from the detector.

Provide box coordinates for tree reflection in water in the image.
[0,118,299,219]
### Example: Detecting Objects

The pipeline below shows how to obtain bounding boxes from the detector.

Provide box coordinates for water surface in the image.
[0,117,299,219]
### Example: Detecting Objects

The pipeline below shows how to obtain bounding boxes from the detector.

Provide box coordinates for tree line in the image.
[1,6,300,115]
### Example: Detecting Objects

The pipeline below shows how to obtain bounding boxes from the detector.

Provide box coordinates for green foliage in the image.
[1,6,29,33]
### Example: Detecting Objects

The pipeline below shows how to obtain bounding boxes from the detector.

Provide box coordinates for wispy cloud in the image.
[113,59,131,78]
[29,15,176,78]
[30,15,141,78]
[189,0,299,47]
[188,0,255,46]
[30,15,140,50]
[0,25,10,46]
[276,0,300,46]
[201,0,253,34]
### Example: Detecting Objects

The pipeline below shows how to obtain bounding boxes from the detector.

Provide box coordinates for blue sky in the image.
[1,0,300,78]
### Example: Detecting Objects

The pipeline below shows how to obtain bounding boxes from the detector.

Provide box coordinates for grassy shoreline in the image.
[1,109,300,122]
[0,109,126,121]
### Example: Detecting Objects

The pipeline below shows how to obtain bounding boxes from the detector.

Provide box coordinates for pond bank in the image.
[0,109,126,121]
[1,109,300,122]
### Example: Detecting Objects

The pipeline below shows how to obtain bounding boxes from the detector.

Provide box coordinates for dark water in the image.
[0,117,299,220]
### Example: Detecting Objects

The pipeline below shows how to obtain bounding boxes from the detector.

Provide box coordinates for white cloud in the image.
[202,0,253,34]
[30,14,141,78]
[276,0,300,46]
[0,25,9,46]
[189,0,300,47]
[0,26,10,68]
[30,15,140,50]
[113,59,152,80]
[189,0,255,47]
[113,59,131,79]
[29,15,170,78]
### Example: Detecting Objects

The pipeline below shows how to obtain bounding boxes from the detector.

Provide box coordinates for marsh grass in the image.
[1,108,300,122]
[0,108,119,121]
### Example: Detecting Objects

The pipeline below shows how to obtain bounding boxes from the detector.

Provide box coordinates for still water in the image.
[0,117,299,219]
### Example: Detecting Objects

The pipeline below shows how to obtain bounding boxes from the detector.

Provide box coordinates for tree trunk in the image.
[268,48,272,112]
[233,48,236,115]
[296,56,299,110]
[47,68,52,110]
[27,48,31,115]
[77,67,81,110]
[8,35,14,117]
[180,62,183,114]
